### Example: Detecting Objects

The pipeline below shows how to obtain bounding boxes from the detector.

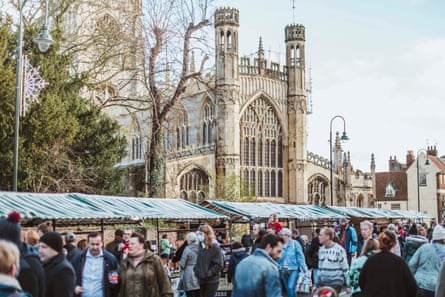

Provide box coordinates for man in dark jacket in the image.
[64,232,81,262]
[105,229,123,260]
[227,241,249,284]
[0,211,45,297]
[39,232,76,297]
[71,232,119,297]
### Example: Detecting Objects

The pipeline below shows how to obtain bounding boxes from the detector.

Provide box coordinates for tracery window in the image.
[240,97,283,199]
[95,85,116,106]
[308,176,328,205]
[131,124,142,160]
[202,99,215,145]
[165,105,189,151]
[179,169,209,204]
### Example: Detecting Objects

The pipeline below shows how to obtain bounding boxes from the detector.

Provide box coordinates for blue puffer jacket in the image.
[232,249,282,297]
[409,243,445,291]
[277,239,307,271]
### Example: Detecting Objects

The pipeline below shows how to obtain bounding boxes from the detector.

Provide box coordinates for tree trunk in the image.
[145,122,164,197]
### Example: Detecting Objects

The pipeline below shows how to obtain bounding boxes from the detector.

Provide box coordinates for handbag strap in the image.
[433,243,445,262]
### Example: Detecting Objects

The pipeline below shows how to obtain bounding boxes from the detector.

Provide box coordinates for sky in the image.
[216,0,445,172]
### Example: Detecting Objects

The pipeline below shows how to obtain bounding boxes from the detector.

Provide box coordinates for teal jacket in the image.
[409,243,445,291]
[347,251,377,295]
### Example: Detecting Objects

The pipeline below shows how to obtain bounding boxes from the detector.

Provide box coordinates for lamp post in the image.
[416,149,430,212]
[329,115,349,206]
[12,0,54,191]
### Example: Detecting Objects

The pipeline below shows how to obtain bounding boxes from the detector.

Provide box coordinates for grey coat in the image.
[179,243,200,291]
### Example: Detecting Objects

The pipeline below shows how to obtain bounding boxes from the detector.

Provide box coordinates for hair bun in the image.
[7,211,22,223]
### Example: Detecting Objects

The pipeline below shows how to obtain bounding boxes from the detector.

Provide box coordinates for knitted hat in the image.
[186,232,197,243]
[279,228,292,236]
[432,225,445,241]
[65,232,76,243]
[0,211,22,246]
[40,232,63,252]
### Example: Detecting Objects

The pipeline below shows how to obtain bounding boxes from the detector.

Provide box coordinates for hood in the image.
[188,243,200,253]
[406,235,428,244]
[232,251,248,259]
[0,274,21,290]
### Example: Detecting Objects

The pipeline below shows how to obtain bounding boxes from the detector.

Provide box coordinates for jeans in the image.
[312,269,318,286]
[281,269,299,297]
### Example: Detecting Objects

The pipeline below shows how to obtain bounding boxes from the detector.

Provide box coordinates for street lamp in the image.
[329,115,349,206]
[12,0,54,191]
[416,149,430,212]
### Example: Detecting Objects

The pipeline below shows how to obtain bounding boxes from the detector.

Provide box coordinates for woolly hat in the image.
[186,232,197,243]
[40,232,63,253]
[432,224,445,241]
[0,211,22,246]
[279,228,292,236]
[65,232,76,243]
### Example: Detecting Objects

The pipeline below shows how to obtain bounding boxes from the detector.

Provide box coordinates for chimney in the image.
[406,150,415,167]
[427,145,438,157]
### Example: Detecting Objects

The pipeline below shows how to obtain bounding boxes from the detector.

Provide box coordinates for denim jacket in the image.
[232,249,282,297]
[277,239,307,271]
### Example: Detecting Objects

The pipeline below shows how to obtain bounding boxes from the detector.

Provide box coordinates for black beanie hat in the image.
[40,232,63,253]
[0,211,22,246]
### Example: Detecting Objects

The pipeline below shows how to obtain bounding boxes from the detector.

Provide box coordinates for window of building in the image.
[166,105,189,151]
[419,172,427,186]
[240,98,283,199]
[202,99,215,145]
[384,183,396,198]
[391,203,401,210]
[179,169,209,204]
[95,85,116,105]
[307,176,328,205]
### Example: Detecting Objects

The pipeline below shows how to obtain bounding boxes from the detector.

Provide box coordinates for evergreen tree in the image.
[0,13,126,193]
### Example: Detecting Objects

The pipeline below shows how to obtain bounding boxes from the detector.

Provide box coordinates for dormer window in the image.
[385,183,396,198]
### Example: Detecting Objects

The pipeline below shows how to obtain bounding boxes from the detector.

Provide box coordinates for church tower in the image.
[285,24,308,203]
[214,8,241,193]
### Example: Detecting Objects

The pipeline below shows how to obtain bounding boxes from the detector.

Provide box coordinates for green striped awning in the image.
[0,192,227,226]
[200,200,346,222]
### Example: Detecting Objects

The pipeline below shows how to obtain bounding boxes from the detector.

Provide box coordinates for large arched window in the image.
[240,97,283,199]
[179,169,209,204]
[202,99,215,146]
[307,175,328,206]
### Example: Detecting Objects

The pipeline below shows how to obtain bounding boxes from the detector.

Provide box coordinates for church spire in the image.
[258,36,264,58]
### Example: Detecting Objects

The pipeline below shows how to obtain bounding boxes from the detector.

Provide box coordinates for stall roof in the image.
[0,192,227,226]
[328,206,432,219]
[200,200,346,222]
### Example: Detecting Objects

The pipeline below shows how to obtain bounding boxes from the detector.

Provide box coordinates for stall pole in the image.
[156,218,160,254]
[100,219,104,236]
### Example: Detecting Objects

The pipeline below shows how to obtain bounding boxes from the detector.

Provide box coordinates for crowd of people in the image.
[230,215,445,297]
[1,209,445,297]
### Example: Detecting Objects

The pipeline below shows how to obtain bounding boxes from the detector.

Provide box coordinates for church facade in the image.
[146,8,373,206]
[68,4,374,206]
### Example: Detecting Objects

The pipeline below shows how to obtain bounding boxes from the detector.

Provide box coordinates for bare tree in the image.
[64,0,215,197]
[138,0,214,197]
